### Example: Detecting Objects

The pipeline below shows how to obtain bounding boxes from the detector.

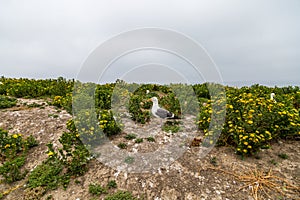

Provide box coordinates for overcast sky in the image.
[0,0,299,86]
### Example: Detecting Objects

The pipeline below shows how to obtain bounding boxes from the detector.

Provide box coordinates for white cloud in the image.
[0,0,299,85]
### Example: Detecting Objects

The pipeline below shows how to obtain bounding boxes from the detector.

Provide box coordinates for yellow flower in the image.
[13,134,18,138]
[250,133,255,137]
[244,141,248,145]
[290,122,296,126]
[249,109,255,113]
[247,145,252,149]
[4,144,10,148]
[243,149,248,153]
[237,148,241,152]
[247,120,253,124]
[228,104,233,109]
[47,151,54,156]
[243,136,248,140]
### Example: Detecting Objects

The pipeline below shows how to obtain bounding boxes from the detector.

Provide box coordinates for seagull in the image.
[270,93,276,103]
[150,97,175,119]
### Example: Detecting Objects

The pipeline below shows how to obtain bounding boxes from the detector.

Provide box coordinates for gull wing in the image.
[155,108,174,119]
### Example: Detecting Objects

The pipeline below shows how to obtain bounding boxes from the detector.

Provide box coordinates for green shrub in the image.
[117,143,127,149]
[0,128,38,183]
[197,86,300,156]
[104,190,138,200]
[89,183,107,196]
[278,153,289,159]
[27,156,64,190]
[58,132,90,176]
[0,95,17,109]
[162,121,181,133]
[128,95,151,124]
[98,109,122,136]
[107,180,117,189]
[95,83,115,110]
[0,156,27,183]
[135,138,143,143]
[146,137,155,142]
[124,134,137,140]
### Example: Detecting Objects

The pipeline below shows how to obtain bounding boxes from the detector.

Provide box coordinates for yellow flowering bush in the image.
[198,85,300,156]
[0,128,38,183]
[98,109,123,136]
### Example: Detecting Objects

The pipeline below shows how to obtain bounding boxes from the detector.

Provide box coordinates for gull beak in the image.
[147,98,152,102]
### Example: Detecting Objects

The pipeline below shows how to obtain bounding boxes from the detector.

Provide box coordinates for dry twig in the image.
[207,166,300,200]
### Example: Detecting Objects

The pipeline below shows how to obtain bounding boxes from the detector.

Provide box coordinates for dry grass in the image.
[207,166,300,200]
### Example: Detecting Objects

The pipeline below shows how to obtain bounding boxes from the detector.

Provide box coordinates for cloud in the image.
[0,0,299,86]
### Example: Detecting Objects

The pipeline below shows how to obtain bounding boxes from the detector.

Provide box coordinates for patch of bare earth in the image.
[0,98,299,200]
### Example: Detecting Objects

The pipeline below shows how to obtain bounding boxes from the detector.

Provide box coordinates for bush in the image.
[0,156,27,183]
[27,156,64,190]
[134,138,143,143]
[0,95,17,109]
[128,95,151,124]
[89,183,107,196]
[104,191,138,200]
[107,180,117,189]
[162,121,181,133]
[98,109,123,136]
[124,134,137,140]
[0,128,38,183]
[197,86,300,156]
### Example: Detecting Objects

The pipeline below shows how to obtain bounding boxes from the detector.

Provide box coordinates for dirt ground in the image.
[0,98,299,200]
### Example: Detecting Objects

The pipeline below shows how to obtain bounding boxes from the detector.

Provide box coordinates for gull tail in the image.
[167,113,181,119]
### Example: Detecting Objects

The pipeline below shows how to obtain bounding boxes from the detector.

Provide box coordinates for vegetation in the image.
[162,121,181,133]
[198,85,300,156]
[0,128,38,183]
[0,95,17,109]
[104,190,138,200]
[89,183,108,196]
[124,133,137,140]
[0,77,299,199]
[134,138,143,143]
[146,136,155,142]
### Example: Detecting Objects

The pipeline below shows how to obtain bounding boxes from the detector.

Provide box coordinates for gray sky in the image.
[0,0,299,86]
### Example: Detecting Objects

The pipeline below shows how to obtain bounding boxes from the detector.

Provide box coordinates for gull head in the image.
[150,97,158,104]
